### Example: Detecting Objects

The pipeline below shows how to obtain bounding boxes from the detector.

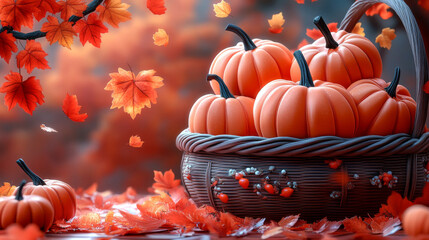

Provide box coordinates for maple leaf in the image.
[73,13,108,48]
[0,31,18,64]
[375,27,396,50]
[378,191,413,219]
[0,0,38,31]
[58,0,86,21]
[153,28,169,46]
[0,182,16,196]
[41,16,77,49]
[278,215,300,228]
[268,12,285,34]
[152,169,181,191]
[1,224,44,240]
[368,216,401,236]
[306,22,338,40]
[40,123,58,133]
[34,0,61,21]
[414,183,429,206]
[352,22,365,36]
[16,40,50,74]
[213,0,231,18]
[343,216,370,233]
[129,135,143,148]
[147,0,166,15]
[104,68,164,119]
[419,0,429,10]
[0,72,44,115]
[96,0,131,28]
[366,3,393,20]
[62,93,88,122]
[424,82,429,94]
[311,217,342,234]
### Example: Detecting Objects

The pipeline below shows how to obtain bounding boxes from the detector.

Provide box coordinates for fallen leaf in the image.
[278,214,300,228]
[0,0,38,31]
[73,12,108,48]
[268,12,285,34]
[152,169,181,191]
[311,217,342,234]
[352,22,365,36]
[16,40,50,73]
[96,0,131,28]
[306,22,338,40]
[375,28,396,50]
[368,216,401,236]
[378,191,413,219]
[213,0,231,18]
[366,3,393,20]
[153,28,169,46]
[34,0,61,21]
[129,135,143,148]
[104,68,164,119]
[419,0,429,10]
[0,224,44,240]
[147,0,166,15]
[58,0,86,21]
[0,31,18,64]
[62,93,88,122]
[343,216,370,233]
[41,16,77,49]
[0,182,16,196]
[40,124,58,133]
[261,226,283,239]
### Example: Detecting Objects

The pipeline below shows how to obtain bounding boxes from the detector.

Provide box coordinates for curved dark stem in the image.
[313,16,339,49]
[294,50,314,88]
[225,24,257,51]
[16,158,46,186]
[207,74,235,99]
[15,180,26,201]
[0,0,104,40]
[385,67,401,98]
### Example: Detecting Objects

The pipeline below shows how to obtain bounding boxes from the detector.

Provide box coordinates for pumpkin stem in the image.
[16,158,46,186]
[385,67,401,98]
[313,16,339,49]
[225,24,257,51]
[15,180,26,201]
[207,74,235,99]
[294,50,315,88]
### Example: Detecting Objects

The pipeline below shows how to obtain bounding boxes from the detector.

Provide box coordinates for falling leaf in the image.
[129,135,144,148]
[1,224,44,240]
[147,0,166,15]
[419,0,429,10]
[0,72,44,115]
[0,0,38,31]
[366,3,393,20]
[96,0,131,28]
[58,0,86,21]
[0,182,16,196]
[16,40,50,74]
[343,216,370,233]
[152,169,181,191]
[268,12,285,34]
[375,27,396,50]
[62,93,88,122]
[73,13,108,48]
[352,22,365,36]
[306,22,338,40]
[40,124,58,133]
[34,0,61,21]
[104,68,164,119]
[41,16,77,49]
[213,0,231,18]
[0,31,18,64]
[153,29,169,46]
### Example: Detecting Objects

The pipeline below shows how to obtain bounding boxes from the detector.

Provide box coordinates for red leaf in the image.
[152,169,181,191]
[147,0,166,15]
[378,191,413,219]
[73,13,108,48]
[419,0,429,11]
[0,0,38,31]
[16,40,50,73]
[2,224,44,240]
[58,0,86,21]
[34,0,61,21]
[278,214,300,228]
[365,3,393,20]
[311,217,342,234]
[343,216,370,233]
[423,81,429,94]
[0,72,44,115]
[306,22,338,40]
[368,216,401,236]
[0,31,18,63]
[414,183,429,207]
[62,93,88,122]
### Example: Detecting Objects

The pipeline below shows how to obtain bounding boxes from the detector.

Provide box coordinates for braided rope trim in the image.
[176,129,429,157]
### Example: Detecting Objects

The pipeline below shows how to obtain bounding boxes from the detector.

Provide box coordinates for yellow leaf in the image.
[375,27,396,50]
[213,0,231,18]
[153,28,169,46]
[352,22,365,37]
[0,182,16,196]
[96,0,131,28]
[268,12,285,34]
[41,16,76,49]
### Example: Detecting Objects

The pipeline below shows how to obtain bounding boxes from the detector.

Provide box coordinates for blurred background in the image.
[0,0,428,192]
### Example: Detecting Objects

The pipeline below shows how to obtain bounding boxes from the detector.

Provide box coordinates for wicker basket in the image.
[176,0,429,221]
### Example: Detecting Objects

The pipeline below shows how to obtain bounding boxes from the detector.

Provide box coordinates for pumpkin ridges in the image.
[367,98,399,135]
[394,102,412,134]
[192,96,217,133]
[357,91,390,135]
[221,52,243,95]
[307,88,337,137]
[2,201,17,228]
[341,43,375,79]
[259,85,291,137]
[51,186,75,220]
[209,49,240,95]
[336,46,362,82]
[326,52,352,87]
[16,201,31,227]
[342,40,382,78]
[252,48,282,89]
[29,201,45,229]
[259,45,292,79]
[206,98,227,135]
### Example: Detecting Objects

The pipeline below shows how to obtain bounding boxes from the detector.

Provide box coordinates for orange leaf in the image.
[268,12,285,34]
[0,0,38,31]
[73,212,102,228]
[0,182,16,196]
[352,22,365,37]
[306,22,338,40]
[414,183,429,206]
[96,0,131,28]
[152,169,181,191]
[375,27,396,50]
[213,0,231,18]
[343,216,370,233]
[366,3,393,20]
[2,224,44,240]
[41,16,77,49]
[419,0,429,11]
[62,93,88,122]
[147,0,166,15]
[58,0,86,21]
[368,216,401,236]
[73,12,108,48]
[34,0,61,21]
[16,40,50,74]
[129,135,143,148]
[153,28,169,46]
[378,191,413,218]
[104,68,164,119]
[0,72,44,115]
[0,31,18,64]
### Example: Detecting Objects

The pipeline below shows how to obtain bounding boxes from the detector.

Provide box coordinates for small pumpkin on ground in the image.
[16,159,76,221]
[347,67,416,136]
[290,16,382,88]
[209,24,293,98]
[254,50,359,138]
[0,180,54,231]
[189,74,257,136]
[402,205,429,237]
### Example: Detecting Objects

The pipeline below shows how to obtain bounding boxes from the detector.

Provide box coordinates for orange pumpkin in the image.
[189,74,256,136]
[347,67,416,136]
[209,24,293,99]
[254,50,359,138]
[402,205,429,237]
[0,180,54,231]
[290,16,382,88]
[16,159,76,221]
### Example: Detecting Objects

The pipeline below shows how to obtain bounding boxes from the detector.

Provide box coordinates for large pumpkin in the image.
[290,16,382,88]
[209,24,293,99]
[16,159,76,221]
[189,74,257,136]
[254,50,359,138]
[0,180,54,231]
[347,67,416,136]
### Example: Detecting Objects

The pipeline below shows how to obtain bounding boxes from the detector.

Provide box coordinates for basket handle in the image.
[339,0,429,138]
